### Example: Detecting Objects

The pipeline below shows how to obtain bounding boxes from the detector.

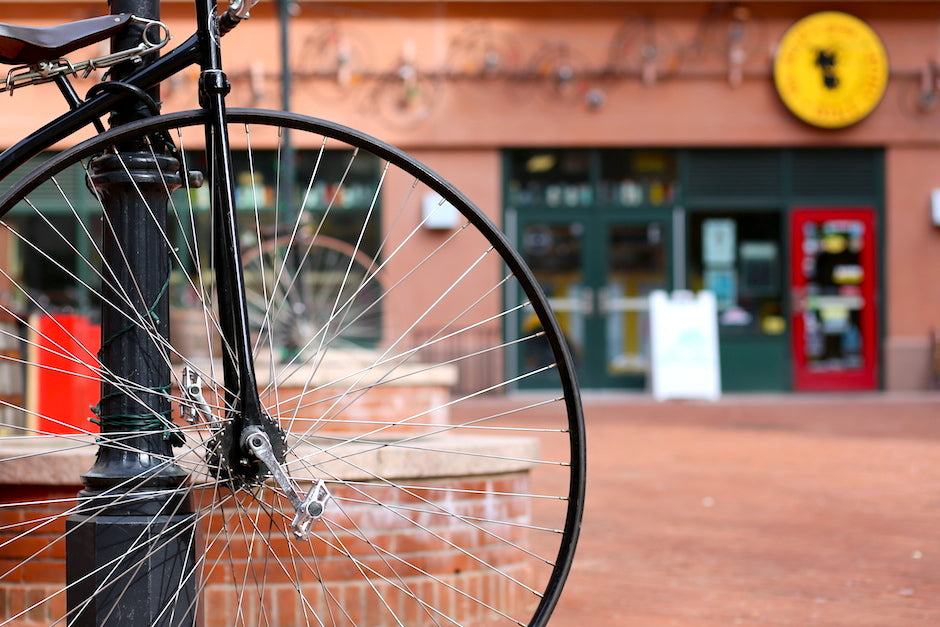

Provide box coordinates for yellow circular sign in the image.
[773,11,888,129]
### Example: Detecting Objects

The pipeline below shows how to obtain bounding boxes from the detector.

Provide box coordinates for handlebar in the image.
[219,0,263,36]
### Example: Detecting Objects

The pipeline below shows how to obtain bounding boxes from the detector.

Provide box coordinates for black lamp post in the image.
[65,0,196,624]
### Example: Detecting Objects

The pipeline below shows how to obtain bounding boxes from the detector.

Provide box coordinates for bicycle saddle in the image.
[0,14,131,65]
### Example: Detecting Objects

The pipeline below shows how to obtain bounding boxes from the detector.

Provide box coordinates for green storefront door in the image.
[513,211,672,389]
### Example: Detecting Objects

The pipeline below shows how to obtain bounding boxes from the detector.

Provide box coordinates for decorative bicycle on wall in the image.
[0,1,584,625]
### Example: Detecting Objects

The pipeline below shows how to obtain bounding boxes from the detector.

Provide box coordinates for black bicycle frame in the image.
[192,0,269,438]
[0,0,266,433]
[0,34,197,181]
[0,2,266,622]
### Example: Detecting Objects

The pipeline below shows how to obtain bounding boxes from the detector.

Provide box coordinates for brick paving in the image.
[509,393,940,626]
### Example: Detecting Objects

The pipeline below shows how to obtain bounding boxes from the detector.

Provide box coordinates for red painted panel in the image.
[790,208,878,391]
[33,314,100,435]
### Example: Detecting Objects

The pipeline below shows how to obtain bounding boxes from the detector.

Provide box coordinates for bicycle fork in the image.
[192,0,330,532]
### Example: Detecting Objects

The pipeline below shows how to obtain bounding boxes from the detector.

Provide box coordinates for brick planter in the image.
[0,355,538,626]
[198,469,533,627]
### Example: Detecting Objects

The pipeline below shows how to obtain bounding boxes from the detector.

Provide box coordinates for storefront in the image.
[505,147,883,391]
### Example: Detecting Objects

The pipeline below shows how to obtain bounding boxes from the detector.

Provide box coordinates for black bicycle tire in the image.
[0,107,586,627]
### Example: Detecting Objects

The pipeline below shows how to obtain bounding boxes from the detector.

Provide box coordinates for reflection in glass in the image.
[506,150,591,208]
[605,223,667,374]
[598,150,678,207]
[519,223,585,370]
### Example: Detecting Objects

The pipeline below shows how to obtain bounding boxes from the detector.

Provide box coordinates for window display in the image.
[688,211,785,336]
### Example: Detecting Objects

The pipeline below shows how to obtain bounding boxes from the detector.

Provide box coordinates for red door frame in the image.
[790,207,878,391]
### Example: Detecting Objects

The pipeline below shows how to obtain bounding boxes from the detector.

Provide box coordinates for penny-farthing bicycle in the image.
[0,1,585,625]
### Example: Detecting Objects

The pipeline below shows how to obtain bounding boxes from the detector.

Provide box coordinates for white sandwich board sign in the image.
[649,290,721,401]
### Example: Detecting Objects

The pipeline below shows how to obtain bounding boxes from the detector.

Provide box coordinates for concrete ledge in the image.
[291,434,539,483]
[0,436,96,486]
[183,349,459,389]
[0,434,538,486]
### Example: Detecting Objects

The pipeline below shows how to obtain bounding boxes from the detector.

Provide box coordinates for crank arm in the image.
[242,426,330,540]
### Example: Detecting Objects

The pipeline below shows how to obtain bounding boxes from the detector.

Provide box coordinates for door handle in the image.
[580,287,595,316]
[597,285,650,316]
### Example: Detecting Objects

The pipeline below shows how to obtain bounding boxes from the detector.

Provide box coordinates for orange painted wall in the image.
[4,2,940,149]
[884,146,940,388]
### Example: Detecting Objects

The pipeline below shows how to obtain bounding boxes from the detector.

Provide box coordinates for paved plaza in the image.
[501,393,940,626]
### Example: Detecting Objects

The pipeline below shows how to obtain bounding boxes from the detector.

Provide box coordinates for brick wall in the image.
[200,472,532,626]
[0,485,74,626]
[264,383,453,437]
[1,362,535,625]
[1,474,533,626]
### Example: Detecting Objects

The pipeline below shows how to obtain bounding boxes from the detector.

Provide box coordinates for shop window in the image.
[598,150,677,207]
[687,210,785,336]
[1,150,382,319]
[175,149,384,349]
[1,156,100,314]
[506,148,679,210]
[6,213,101,312]
[184,149,382,260]
[505,149,591,208]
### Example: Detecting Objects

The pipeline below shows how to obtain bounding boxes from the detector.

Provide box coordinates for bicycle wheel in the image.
[0,109,584,627]
[242,233,385,359]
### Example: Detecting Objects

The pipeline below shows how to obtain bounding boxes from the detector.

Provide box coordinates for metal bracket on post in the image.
[198,68,231,110]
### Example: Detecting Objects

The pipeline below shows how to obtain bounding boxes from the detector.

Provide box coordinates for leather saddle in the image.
[0,14,131,65]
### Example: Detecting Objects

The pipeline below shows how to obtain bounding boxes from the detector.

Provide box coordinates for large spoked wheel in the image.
[0,109,584,627]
